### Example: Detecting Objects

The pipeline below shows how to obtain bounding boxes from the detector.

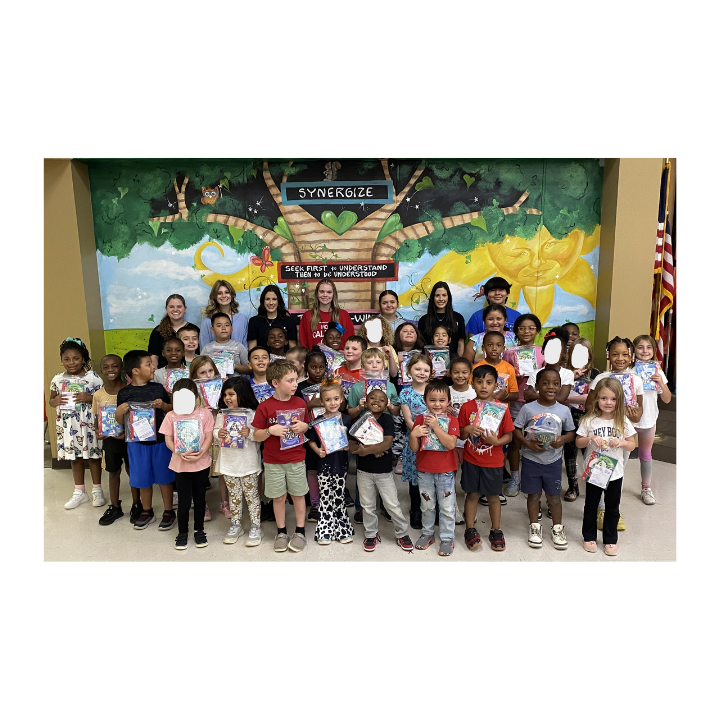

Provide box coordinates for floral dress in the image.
[399,386,428,486]
[50,371,103,460]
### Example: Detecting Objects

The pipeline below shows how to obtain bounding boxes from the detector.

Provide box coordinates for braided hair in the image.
[606,335,634,358]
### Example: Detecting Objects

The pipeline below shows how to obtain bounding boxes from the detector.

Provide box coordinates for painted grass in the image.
[104,329,153,358]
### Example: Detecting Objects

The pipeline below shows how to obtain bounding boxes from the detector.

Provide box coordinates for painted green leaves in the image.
[321,210,357,235]
[118,186,128,199]
[377,213,403,242]
[415,177,434,192]
[470,215,487,231]
[219,172,231,190]
[149,221,161,237]
[274,217,293,241]
[463,174,475,189]
[228,225,245,244]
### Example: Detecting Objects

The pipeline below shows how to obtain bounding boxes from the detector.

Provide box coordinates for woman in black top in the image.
[417,281,466,356]
[148,294,190,370]
[247,284,298,350]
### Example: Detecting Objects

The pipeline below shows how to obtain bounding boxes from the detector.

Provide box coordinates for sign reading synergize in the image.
[278,262,398,282]
[281,180,394,205]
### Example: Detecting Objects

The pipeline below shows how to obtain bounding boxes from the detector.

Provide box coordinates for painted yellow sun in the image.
[397,225,600,325]
[193,240,278,290]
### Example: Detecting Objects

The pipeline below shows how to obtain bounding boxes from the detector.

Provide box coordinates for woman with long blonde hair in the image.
[298,279,354,349]
[199,280,249,350]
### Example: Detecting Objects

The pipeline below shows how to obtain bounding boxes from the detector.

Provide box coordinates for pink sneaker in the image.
[219,501,231,518]
[204,504,212,522]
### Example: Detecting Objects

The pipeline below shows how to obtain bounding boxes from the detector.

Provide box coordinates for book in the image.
[165,368,189,392]
[364,377,388,396]
[335,369,358,399]
[318,343,345,377]
[210,351,235,379]
[496,373,509,391]
[473,399,507,434]
[524,412,563,449]
[511,346,538,376]
[634,362,659,391]
[300,384,321,402]
[269,354,286,362]
[398,350,420,385]
[251,381,275,403]
[569,378,590,409]
[311,406,326,419]
[581,450,619,489]
[174,419,201,454]
[59,377,85,411]
[276,408,306,450]
[220,411,248,449]
[349,413,386,446]
[195,376,223,409]
[425,346,450,377]
[127,405,156,442]
[314,415,349,454]
[421,414,450,451]
[609,373,637,407]
[98,404,123,438]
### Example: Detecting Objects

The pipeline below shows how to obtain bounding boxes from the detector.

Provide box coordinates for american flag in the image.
[650,163,675,363]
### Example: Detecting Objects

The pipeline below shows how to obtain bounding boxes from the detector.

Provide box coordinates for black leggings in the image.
[176,466,209,534]
[582,477,623,545]
[409,482,420,515]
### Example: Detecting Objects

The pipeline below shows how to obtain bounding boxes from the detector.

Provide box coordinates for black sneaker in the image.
[363,534,379,552]
[396,535,413,552]
[129,502,142,524]
[158,509,176,531]
[99,502,123,526]
[489,528,506,551]
[478,495,489,506]
[175,533,188,551]
[134,509,155,530]
[344,489,354,507]
[499,494,507,506]
[194,531,208,548]
[307,505,320,523]
[353,509,363,523]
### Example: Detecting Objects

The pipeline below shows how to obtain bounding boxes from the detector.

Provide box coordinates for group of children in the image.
[51,300,671,558]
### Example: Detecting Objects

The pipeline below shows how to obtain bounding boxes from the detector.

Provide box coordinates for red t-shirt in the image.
[251,394,308,464]
[338,365,363,381]
[458,398,514,468]
[298,309,355,349]
[412,414,460,473]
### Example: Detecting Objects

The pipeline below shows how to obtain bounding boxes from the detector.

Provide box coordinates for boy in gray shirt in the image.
[514,367,575,550]
[200,313,249,375]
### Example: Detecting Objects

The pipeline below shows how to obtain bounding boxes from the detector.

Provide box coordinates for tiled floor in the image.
[44,456,676,562]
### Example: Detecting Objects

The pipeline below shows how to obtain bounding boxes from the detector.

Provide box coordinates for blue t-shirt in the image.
[466,306,521,336]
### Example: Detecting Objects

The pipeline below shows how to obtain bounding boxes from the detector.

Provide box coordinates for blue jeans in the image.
[417,471,456,542]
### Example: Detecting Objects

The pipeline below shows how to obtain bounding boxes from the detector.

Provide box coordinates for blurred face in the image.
[399,324,417,348]
[410,359,431,383]
[597,387,618,415]
[484,310,505,332]
[482,335,505,362]
[134,355,155,383]
[100,356,123,383]
[635,339,655,361]
[537,371,561,403]
[307,356,327,383]
[472,373,497,400]
[166,298,186,321]
[433,287,449,310]
[425,388,449,415]
[317,283,334,307]
[162,340,184,366]
[321,388,343,413]
[196,362,216,380]
[565,325,580,345]
[249,349,269,375]
[486,287,508,305]
[432,327,450,346]
[450,363,470,388]
[212,317,233,342]
[216,285,233,309]
[324,329,342,350]
[367,389,388,415]
[344,341,363,365]
[363,355,385,375]
[608,343,632,372]
[263,290,279,315]
[273,370,298,397]
[178,330,198,354]
[380,294,398,317]
[223,387,238,408]
[267,328,286,352]
[516,319,539,345]
[61,348,84,375]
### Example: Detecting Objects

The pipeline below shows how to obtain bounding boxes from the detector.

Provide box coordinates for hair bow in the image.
[64,337,84,346]
[334,323,346,335]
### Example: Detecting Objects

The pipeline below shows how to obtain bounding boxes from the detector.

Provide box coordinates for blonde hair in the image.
[310,280,341,332]
[567,337,595,373]
[406,352,432,374]
[189,355,219,380]
[356,316,394,346]
[319,379,343,400]
[581,377,626,437]
[360,347,386,367]
[203,280,239,319]
[286,345,307,365]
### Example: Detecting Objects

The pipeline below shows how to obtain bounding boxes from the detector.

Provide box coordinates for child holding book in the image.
[153,337,188,388]
[464,304,516,364]
[513,367,575,550]
[473,331,519,404]
[576,377,636,556]
[160,379,215,550]
[251,359,310,553]
[49,337,104,510]
[346,348,401,419]
[114,350,175,530]
[176,323,201,367]
[409,379,461,556]
[459,365,515,551]
[247,346,274,402]
[200,312,250,374]
[631,334,672,505]
[399,353,432,529]
[426,323,455,378]
[93,354,140,525]
[306,381,355,544]
[349,390,413,552]
[215,376,263,547]
[447,357,476,468]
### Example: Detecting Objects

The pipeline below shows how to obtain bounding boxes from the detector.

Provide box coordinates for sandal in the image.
[583,540,597,553]
[604,544,618,556]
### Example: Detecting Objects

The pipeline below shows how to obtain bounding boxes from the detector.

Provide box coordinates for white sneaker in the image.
[64,490,89,510]
[223,523,244,544]
[245,525,262,547]
[641,488,656,505]
[528,522,543,548]
[551,524,568,550]
[172,491,179,509]
[91,488,106,507]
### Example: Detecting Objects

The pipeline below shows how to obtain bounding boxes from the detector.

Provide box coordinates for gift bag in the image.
[524,412,562,449]
[425,346,450,377]
[195,375,223,409]
[165,368,190,393]
[59,376,85,411]
[398,350,421,385]
[511,346,538,376]
[634,362,659,392]
[609,373,637,407]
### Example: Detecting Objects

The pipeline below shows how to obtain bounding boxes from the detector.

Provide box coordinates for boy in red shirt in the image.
[251,359,310,553]
[409,379,461,556]
[459,365,515,551]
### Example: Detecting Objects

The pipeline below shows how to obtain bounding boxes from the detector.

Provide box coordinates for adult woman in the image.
[298,279,354,349]
[247,284,298,350]
[378,289,406,333]
[198,280,249,350]
[417,281,466,356]
[148,294,190,370]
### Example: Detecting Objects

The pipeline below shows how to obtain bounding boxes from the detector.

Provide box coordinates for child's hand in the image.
[75,392,93,404]
[480,429,501,445]
[424,414,439,430]
[411,424,429,438]
[381,345,393,357]
[650,371,663,383]
[116,402,129,416]
[240,426,250,437]
[314,447,327,458]
[625,405,642,423]
[269,424,288,437]
[590,436,607,449]
[150,398,164,409]
[218,429,228,439]
[307,396,322,408]
[291,420,308,434]
[493,389,508,402]
[465,425,484,438]
[524,438,545,453]
[573,366,587,379]
[549,438,565,449]
[181,451,201,462]
[607,437,623,449]
[358,397,366,409]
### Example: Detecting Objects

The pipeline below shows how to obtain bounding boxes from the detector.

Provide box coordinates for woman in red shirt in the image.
[298,280,354,349]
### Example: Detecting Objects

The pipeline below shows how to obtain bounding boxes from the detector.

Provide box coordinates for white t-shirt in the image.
[212,409,262,477]
[632,367,668,429]
[527,366,574,388]
[576,415,636,481]
[450,386,477,447]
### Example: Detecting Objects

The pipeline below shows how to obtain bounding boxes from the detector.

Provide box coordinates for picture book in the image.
[524,412,563,448]
[277,407,306,450]
[174,419,201,454]
[220,411,248,449]
[210,351,235,379]
[609,373,637,407]
[318,343,345,377]
[398,350,420,385]
[314,415,349,454]
[511,346,538,376]
[301,384,321,402]
[59,377,85,411]
[165,368,189,393]
[421,414,450,451]
[581,450,619,489]
[473,399,507,434]
[127,406,156,442]
[98,404,123,438]
[496,373,509,391]
[335,369,357,399]
[251,381,274,403]
[634,362,659,392]
[196,376,223,409]
[426,346,450,377]
[349,413,386,446]
[364,377,388,396]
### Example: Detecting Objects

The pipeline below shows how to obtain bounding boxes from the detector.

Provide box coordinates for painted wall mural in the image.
[87,159,602,357]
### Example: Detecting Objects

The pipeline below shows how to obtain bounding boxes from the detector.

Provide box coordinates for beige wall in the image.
[45,160,105,458]
[595,158,664,370]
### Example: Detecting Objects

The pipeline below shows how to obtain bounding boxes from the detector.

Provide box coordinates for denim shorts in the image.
[520,457,562,496]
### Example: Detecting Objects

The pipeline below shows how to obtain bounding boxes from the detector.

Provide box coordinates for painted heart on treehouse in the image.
[321,210,357,236]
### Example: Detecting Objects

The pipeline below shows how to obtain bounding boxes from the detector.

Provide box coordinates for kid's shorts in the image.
[461,461,503,496]
[264,461,308,499]
[126,442,174,489]
[520,457,562,496]
[102,437,130,474]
